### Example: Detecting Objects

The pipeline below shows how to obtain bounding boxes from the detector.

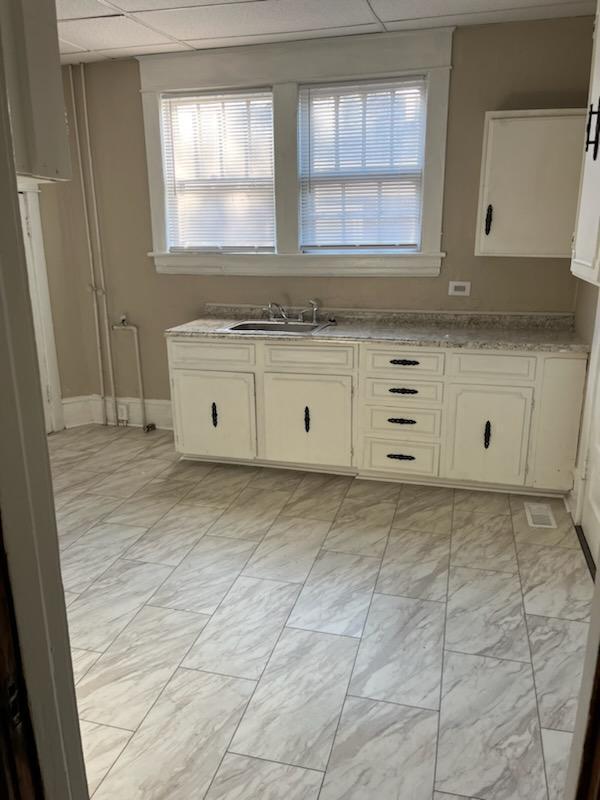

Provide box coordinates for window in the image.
[160,90,275,252]
[298,78,427,252]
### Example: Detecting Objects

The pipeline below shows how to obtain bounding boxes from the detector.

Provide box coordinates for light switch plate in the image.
[448,281,471,296]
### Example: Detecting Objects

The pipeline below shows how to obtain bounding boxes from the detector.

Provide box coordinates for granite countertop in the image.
[166,308,589,354]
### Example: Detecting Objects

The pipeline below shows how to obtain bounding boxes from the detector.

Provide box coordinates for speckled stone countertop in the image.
[166,306,589,353]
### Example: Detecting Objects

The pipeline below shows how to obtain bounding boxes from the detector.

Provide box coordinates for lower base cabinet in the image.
[171,370,256,459]
[263,372,353,467]
[444,383,533,485]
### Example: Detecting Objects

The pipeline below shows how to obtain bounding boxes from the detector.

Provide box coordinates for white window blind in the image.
[160,90,275,252]
[298,78,427,252]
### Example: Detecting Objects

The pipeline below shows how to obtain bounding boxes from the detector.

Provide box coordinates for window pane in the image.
[161,91,275,251]
[298,78,426,250]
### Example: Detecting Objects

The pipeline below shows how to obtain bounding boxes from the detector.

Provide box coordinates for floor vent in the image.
[524,502,557,529]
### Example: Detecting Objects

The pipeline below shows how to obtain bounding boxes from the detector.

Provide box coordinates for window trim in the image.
[139,29,452,277]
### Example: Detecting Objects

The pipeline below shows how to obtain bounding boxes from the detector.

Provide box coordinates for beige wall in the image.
[41,17,594,401]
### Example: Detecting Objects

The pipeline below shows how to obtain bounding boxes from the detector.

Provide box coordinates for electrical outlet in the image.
[117,403,129,424]
[448,281,471,297]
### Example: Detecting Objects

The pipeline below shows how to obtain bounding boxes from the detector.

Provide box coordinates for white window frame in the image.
[139,28,452,277]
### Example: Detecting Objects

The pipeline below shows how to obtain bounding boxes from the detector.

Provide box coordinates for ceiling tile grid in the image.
[55,0,596,63]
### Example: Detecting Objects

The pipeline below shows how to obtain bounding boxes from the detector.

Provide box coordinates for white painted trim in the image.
[139,29,451,278]
[62,395,173,430]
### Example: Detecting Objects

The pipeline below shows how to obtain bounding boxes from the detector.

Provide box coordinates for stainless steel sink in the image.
[226,320,333,334]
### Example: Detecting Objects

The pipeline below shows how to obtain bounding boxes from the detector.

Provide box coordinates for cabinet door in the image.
[572,12,600,285]
[476,111,584,257]
[263,373,352,467]
[171,370,256,459]
[445,384,533,486]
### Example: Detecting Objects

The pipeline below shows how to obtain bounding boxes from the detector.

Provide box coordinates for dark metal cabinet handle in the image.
[211,402,218,428]
[304,406,310,433]
[586,100,600,160]
[485,204,493,235]
[387,453,416,461]
[484,420,491,449]
[389,387,418,395]
[388,417,417,425]
[389,358,420,366]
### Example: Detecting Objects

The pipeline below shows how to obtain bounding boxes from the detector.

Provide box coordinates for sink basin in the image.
[226,320,332,334]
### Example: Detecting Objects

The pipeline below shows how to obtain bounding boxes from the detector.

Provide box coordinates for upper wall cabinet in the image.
[475,110,585,258]
[571,13,600,286]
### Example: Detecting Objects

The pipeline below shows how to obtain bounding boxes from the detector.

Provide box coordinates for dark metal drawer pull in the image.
[389,358,420,366]
[388,418,416,425]
[389,387,418,395]
[304,406,310,433]
[485,204,493,235]
[484,420,491,449]
[211,402,218,427]
[387,453,416,461]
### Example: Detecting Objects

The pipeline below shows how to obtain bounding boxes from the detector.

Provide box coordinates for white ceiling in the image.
[56,0,595,63]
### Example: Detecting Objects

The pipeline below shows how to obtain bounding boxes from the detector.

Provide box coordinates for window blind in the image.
[161,90,275,252]
[298,78,427,251]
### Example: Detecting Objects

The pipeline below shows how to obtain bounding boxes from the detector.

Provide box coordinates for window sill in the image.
[151,251,444,277]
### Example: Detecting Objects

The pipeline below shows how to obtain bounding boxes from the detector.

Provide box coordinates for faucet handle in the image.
[308,299,319,323]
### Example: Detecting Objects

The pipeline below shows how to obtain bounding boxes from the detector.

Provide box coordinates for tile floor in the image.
[48,424,595,800]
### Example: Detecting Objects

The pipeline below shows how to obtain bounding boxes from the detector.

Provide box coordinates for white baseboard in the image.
[62,395,172,430]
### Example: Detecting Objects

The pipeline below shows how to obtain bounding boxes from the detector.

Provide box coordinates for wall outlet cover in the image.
[448,281,471,296]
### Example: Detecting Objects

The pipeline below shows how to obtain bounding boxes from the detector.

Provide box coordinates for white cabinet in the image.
[476,110,585,257]
[444,384,533,485]
[171,370,256,459]
[571,12,600,285]
[263,373,353,467]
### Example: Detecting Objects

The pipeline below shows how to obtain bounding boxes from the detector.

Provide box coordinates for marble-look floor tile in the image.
[322,498,395,557]
[249,468,306,493]
[64,590,79,607]
[208,488,290,541]
[132,476,196,501]
[436,652,547,800]
[282,473,352,522]
[90,458,169,499]
[79,720,132,796]
[182,464,258,507]
[105,494,179,528]
[344,479,402,505]
[67,559,172,651]
[320,697,438,800]
[150,536,256,614]
[512,507,579,548]
[454,489,510,516]
[55,493,124,549]
[183,576,299,679]
[518,544,593,621]
[205,754,323,800]
[542,728,573,800]
[60,522,147,593]
[243,517,330,583]
[394,486,454,535]
[350,593,444,710]
[71,648,101,684]
[231,628,357,770]
[94,669,255,800]
[124,504,222,566]
[446,567,530,662]
[434,794,477,799]
[287,551,380,637]
[77,605,208,730]
[154,459,214,484]
[376,529,449,602]
[527,614,589,731]
[451,511,517,573]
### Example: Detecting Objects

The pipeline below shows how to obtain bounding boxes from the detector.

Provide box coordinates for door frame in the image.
[17,178,63,433]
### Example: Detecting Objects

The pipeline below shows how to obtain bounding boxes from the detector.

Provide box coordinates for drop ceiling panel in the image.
[133,0,378,41]
[187,24,382,49]
[58,38,87,53]
[370,0,594,21]
[112,0,247,9]
[56,0,116,20]
[58,16,176,49]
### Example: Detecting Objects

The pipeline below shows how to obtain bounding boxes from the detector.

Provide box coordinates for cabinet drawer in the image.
[264,344,355,370]
[448,352,536,382]
[363,438,439,476]
[364,406,441,438]
[364,378,444,404]
[168,339,255,370]
[363,347,444,377]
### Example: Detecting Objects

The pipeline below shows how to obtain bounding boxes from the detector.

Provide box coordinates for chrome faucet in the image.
[298,299,319,324]
[265,302,288,321]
